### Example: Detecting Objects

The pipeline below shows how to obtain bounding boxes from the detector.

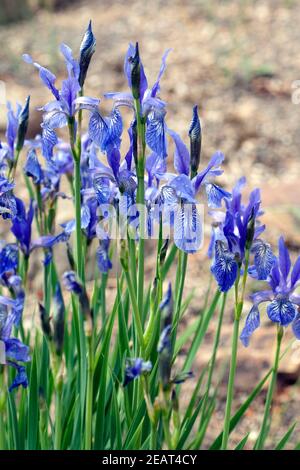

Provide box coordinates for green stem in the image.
[85,332,94,450]
[134,98,146,325]
[172,252,188,347]
[202,292,227,417]
[68,118,84,282]
[124,269,145,354]
[74,157,83,281]
[9,149,20,180]
[221,315,240,450]
[54,381,63,450]
[255,325,283,450]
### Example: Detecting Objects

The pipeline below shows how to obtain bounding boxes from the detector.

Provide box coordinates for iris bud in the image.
[78,20,96,88]
[129,43,141,100]
[16,96,30,152]
[39,303,52,340]
[159,239,169,268]
[189,105,202,176]
[53,284,65,356]
[246,207,256,250]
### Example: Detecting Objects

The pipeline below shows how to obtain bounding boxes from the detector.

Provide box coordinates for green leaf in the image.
[183,290,221,372]
[27,347,39,450]
[275,422,297,450]
[235,433,249,450]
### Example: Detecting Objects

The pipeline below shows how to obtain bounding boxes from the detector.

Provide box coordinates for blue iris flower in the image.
[123,358,152,387]
[0,283,30,391]
[23,26,100,160]
[155,150,227,254]
[210,178,275,292]
[240,237,300,346]
[104,44,171,159]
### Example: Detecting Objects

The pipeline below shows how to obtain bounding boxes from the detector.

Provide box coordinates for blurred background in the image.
[1,0,300,448]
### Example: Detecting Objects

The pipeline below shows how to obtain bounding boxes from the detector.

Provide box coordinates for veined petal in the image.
[174,203,202,254]
[146,110,167,158]
[211,241,238,292]
[205,183,231,208]
[89,111,109,151]
[240,305,260,347]
[41,125,58,160]
[251,239,275,280]
[267,297,297,326]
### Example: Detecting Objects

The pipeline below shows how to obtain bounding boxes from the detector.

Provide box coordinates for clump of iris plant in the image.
[0,20,298,452]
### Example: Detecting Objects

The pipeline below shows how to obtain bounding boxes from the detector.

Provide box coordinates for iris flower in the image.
[210,177,275,292]
[240,237,300,346]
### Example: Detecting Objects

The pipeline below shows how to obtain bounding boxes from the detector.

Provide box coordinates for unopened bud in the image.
[16,96,30,152]
[39,303,52,340]
[189,105,201,176]
[78,20,96,88]
[129,43,141,100]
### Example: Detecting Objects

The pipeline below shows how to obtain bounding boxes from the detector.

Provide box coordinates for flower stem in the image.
[255,325,283,450]
[202,292,227,418]
[221,315,240,450]
[74,157,84,282]
[85,332,94,450]
[134,98,146,323]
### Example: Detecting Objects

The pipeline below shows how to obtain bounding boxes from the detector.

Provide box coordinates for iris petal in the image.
[211,241,238,292]
[267,298,296,326]
[240,305,260,347]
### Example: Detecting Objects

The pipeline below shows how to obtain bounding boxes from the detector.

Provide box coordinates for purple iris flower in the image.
[0,299,30,391]
[123,358,152,387]
[11,198,34,257]
[155,150,227,253]
[104,44,171,159]
[210,178,275,292]
[23,34,100,155]
[240,237,300,346]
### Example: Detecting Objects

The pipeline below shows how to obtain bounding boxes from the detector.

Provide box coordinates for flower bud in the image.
[16,96,30,152]
[245,207,255,250]
[189,105,201,176]
[39,303,52,340]
[129,43,141,100]
[78,20,96,88]
[53,284,65,356]
[159,239,169,268]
